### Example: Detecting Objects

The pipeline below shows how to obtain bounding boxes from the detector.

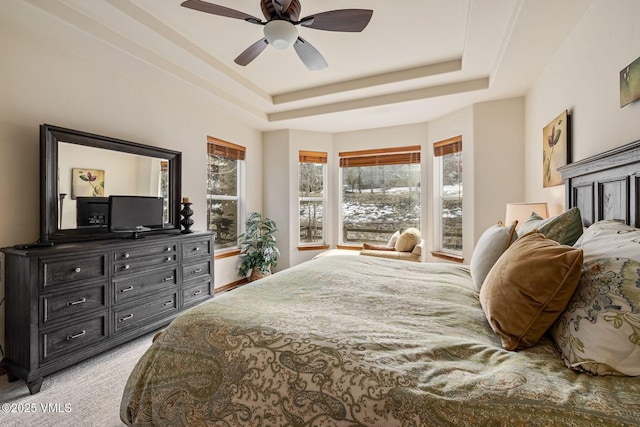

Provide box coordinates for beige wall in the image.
[524,0,640,214]
[0,2,262,352]
[427,98,525,262]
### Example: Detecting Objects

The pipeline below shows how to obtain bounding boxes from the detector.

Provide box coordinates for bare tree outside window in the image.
[440,151,463,252]
[299,160,325,245]
[207,153,239,249]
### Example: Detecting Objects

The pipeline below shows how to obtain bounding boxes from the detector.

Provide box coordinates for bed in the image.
[121,140,640,426]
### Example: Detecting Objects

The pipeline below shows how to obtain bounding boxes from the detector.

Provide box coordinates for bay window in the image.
[339,146,421,245]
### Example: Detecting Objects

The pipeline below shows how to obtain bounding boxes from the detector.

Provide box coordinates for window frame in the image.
[432,135,463,261]
[206,136,245,254]
[298,150,328,249]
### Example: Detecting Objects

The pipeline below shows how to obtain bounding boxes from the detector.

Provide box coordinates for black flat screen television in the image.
[108,195,164,238]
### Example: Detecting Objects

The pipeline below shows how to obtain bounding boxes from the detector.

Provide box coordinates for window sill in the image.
[298,244,330,251]
[431,251,464,263]
[214,248,240,260]
[336,245,362,250]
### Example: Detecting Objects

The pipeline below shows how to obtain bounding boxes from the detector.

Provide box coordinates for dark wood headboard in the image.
[559,139,640,227]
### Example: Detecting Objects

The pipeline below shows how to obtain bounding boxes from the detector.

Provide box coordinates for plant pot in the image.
[249,266,271,282]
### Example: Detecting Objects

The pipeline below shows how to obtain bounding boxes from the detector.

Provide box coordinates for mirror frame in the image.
[40,124,182,242]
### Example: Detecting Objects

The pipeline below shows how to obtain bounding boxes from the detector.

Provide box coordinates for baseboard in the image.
[215,278,248,295]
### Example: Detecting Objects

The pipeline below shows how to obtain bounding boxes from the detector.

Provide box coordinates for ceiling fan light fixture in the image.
[264,20,298,49]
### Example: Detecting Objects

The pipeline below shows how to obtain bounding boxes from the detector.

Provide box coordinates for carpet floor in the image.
[0,332,154,426]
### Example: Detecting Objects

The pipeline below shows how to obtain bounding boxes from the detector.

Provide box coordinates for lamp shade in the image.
[264,20,298,50]
[505,202,549,230]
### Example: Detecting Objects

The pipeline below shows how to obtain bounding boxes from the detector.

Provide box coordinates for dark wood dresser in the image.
[1,231,214,394]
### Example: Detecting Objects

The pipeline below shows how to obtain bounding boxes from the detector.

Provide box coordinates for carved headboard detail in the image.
[559,139,640,227]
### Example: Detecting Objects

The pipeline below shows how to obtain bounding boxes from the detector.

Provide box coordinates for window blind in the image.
[339,145,421,167]
[299,150,327,164]
[207,136,245,160]
[433,136,462,157]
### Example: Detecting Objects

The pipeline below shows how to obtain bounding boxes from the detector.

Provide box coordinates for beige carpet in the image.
[0,332,155,426]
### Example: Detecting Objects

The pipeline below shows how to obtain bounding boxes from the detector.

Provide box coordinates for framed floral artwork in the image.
[620,56,640,107]
[71,168,105,199]
[542,110,570,188]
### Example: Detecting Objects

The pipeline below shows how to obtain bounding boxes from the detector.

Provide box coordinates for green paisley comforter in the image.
[120,256,640,426]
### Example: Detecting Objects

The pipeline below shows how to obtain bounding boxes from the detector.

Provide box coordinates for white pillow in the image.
[551,220,640,376]
[386,230,400,247]
[470,221,518,293]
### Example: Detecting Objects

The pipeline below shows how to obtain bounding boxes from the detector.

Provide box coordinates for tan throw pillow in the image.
[395,228,422,252]
[479,231,583,351]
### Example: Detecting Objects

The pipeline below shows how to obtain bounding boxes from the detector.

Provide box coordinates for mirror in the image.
[40,124,182,242]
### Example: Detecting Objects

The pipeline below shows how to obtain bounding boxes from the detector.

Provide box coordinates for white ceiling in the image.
[21,0,594,132]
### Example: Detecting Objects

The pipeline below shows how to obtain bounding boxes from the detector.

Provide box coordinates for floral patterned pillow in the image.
[550,220,640,376]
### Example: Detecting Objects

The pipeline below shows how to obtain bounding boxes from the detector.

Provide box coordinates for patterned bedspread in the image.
[120,256,640,426]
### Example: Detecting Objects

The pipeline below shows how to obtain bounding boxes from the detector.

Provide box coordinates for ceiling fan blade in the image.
[299,9,373,32]
[274,0,293,15]
[181,0,262,24]
[234,38,269,66]
[293,37,328,71]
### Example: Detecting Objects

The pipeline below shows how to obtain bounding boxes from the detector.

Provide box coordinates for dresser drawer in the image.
[42,255,107,288]
[113,252,176,275]
[181,238,212,260]
[113,292,178,333]
[42,283,107,325]
[182,280,213,308]
[113,243,176,262]
[182,260,212,283]
[41,312,107,363]
[113,268,177,303]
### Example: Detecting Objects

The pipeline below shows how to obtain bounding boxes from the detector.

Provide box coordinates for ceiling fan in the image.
[180,0,373,70]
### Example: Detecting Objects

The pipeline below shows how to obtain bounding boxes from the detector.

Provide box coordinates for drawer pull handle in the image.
[162,276,174,282]
[119,314,134,322]
[74,267,82,273]
[123,253,130,259]
[165,247,173,252]
[123,264,130,270]
[194,247,201,252]
[66,298,87,306]
[66,330,86,340]
[165,257,172,262]
[120,286,134,293]
[162,300,174,307]
[192,290,202,296]
[192,268,203,274]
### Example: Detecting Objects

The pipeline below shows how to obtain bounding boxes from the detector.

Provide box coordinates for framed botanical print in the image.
[71,168,105,199]
[542,111,570,188]
[620,56,640,107]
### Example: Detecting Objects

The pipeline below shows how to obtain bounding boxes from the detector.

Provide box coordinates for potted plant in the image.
[238,212,280,281]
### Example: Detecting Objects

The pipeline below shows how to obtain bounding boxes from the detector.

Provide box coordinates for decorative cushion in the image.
[386,231,400,247]
[517,207,583,245]
[470,221,518,293]
[395,228,422,252]
[573,219,640,261]
[362,243,396,251]
[550,220,640,376]
[480,231,583,351]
